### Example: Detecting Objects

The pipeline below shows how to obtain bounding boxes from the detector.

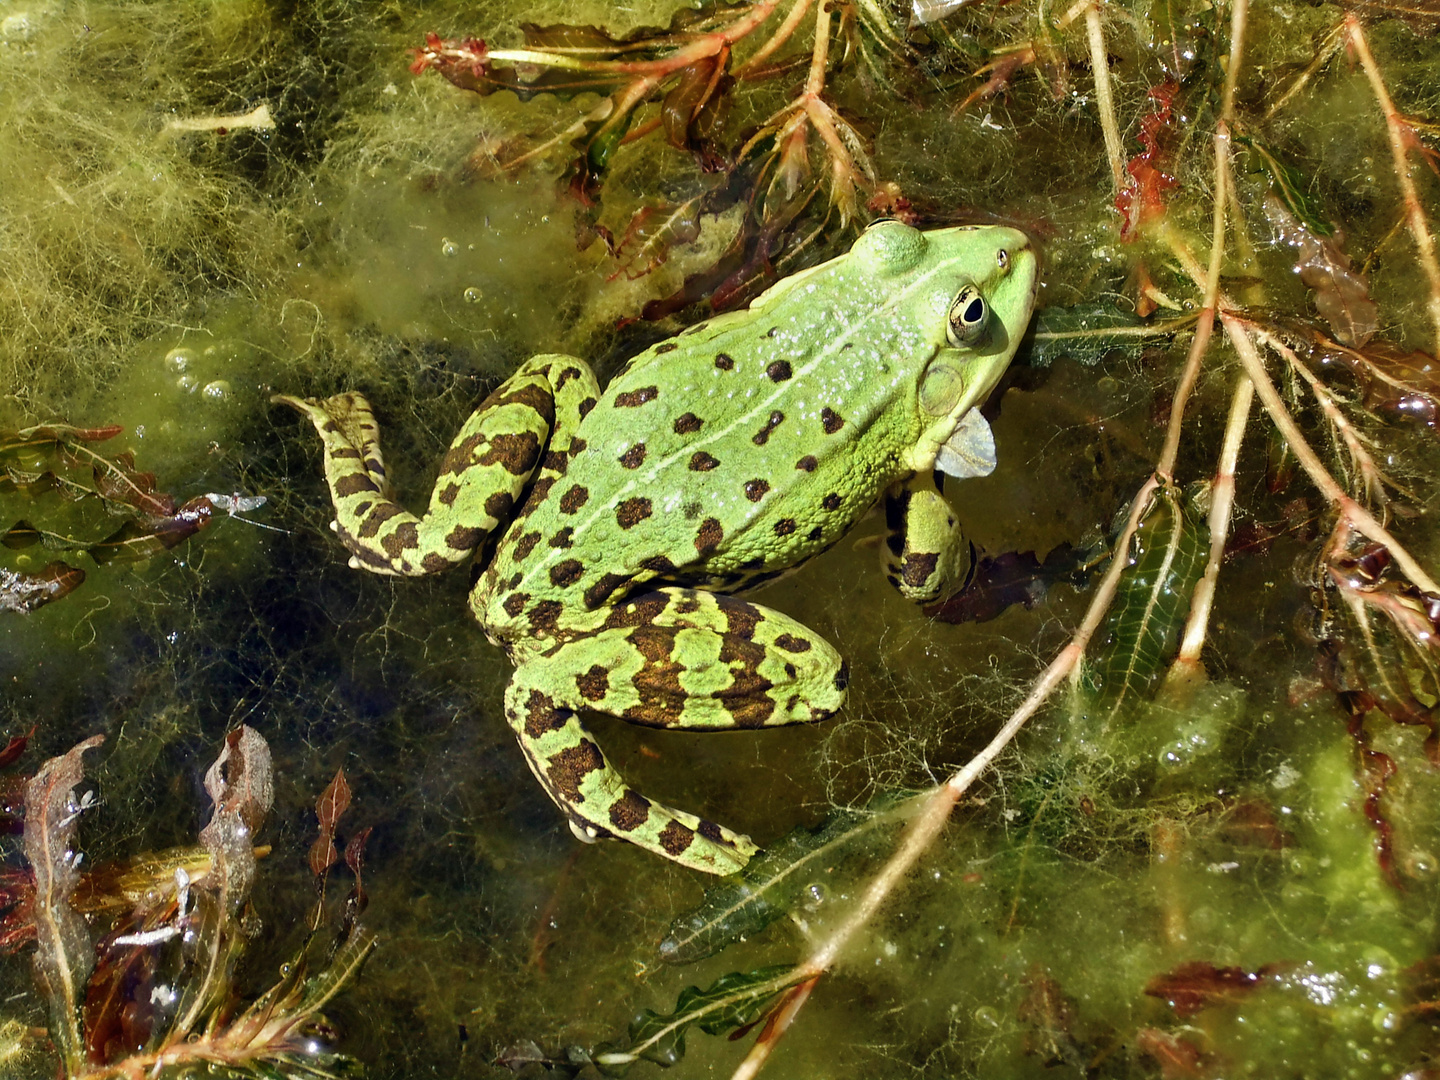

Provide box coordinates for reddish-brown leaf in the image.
[0,727,33,769]
[1264,195,1380,346]
[25,734,105,1072]
[0,562,86,613]
[1144,960,1284,1018]
[308,769,352,877]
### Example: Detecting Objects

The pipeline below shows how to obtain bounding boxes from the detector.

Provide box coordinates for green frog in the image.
[276,221,1038,875]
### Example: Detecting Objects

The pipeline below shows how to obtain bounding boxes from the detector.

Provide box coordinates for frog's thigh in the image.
[503,674,758,876]
[582,588,848,730]
[883,473,974,603]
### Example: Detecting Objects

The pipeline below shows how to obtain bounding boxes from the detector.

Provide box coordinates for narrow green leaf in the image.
[1238,135,1334,237]
[593,965,798,1075]
[1023,304,1191,367]
[1093,483,1208,710]
[659,791,914,965]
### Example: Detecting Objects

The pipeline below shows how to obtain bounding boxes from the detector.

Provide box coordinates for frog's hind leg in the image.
[504,588,847,874]
[881,471,974,603]
[273,356,599,576]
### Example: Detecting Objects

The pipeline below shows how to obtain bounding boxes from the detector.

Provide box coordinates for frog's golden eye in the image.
[947,285,989,346]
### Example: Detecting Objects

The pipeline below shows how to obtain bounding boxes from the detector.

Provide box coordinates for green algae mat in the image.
[4,0,1440,1076]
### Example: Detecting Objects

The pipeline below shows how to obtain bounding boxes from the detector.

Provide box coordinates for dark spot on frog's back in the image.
[334,473,379,498]
[822,493,842,511]
[609,790,651,831]
[583,572,629,609]
[421,553,451,573]
[442,524,481,551]
[658,820,695,856]
[484,490,514,521]
[575,664,610,702]
[796,455,818,472]
[774,518,796,536]
[619,442,647,469]
[559,485,590,514]
[821,408,845,435]
[695,517,723,555]
[752,410,785,445]
[522,688,567,739]
[502,592,529,617]
[775,633,812,653]
[613,386,659,408]
[478,431,543,475]
[697,820,725,842]
[744,479,771,502]
[616,497,653,529]
[673,412,703,434]
[766,360,792,382]
[547,741,605,801]
[901,552,940,588]
[714,353,735,371]
[689,451,720,472]
[514,531,541,561]
[654,342,677,354]
[550,559,584,587]
[357,504,402,539]
[548,527,574,549]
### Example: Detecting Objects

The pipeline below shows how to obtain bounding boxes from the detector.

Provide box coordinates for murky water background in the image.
[3,0,1440,1076]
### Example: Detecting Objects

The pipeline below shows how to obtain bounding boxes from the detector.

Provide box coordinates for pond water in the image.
[3,0,1440,1077]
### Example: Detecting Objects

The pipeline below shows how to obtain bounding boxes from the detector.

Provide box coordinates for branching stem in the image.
[1223,313,1440,595]
[1346,14,1440,356]
[731,466,1161,1078]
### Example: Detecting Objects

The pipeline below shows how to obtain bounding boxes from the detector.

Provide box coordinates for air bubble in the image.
[165,348,195,373]
[202,379,232,401]
[973,1005,1001,1028]
[441,237,458,257]
[463,287,482,303]
[176,374,198,393]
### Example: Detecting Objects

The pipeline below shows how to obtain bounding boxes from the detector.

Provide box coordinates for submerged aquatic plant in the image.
[0,727,375,1078]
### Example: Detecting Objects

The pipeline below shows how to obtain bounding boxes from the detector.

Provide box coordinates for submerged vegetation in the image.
[3,0,1440,1076]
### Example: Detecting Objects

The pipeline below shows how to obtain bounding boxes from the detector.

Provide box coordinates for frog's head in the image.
[854,221,1039,478]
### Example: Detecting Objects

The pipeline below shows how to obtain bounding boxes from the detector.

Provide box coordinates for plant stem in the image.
[736,0,814,77]
[1085,1,1125,193]
[1222,313,1440,595]
[1346,14,1440,356]
[727,467,1168,1079]
[1167,375,1252,685]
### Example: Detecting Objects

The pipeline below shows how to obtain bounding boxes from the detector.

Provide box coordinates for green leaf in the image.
[593,965,798,1075]
[1237,135,1334,237]
[659,791,915,965]
[1092,482,1209,710]
[1023,304,1191,367]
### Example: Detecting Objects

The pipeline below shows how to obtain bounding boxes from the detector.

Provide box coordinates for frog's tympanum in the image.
[277,222,1039,874]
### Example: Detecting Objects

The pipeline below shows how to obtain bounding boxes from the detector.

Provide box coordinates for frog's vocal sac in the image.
[276,221,1039,874]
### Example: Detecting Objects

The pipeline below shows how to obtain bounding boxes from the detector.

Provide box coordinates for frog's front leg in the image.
[506,588,848,875]
[274,356,599,576]
[882,471,974,603]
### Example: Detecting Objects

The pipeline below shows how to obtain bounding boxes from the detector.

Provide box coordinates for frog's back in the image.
[479,258,928,622]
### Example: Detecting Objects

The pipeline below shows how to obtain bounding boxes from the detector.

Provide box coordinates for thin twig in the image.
[1085,1,1125,193]
[1218,0,1248,125]
[1347,14,1440,356]
[1269,335,1394,505]
[731,472,1162,1080]
[1166,375,1253,688]
[735,0,814,77]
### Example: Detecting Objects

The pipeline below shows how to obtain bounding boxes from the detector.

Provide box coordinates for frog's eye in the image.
[996,248,1010,272]
[946,285,989,346]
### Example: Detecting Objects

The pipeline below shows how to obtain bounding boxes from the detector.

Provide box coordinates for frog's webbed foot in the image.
[882,471,974,603]
[504,588,847,875]
[273,356,599,577]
